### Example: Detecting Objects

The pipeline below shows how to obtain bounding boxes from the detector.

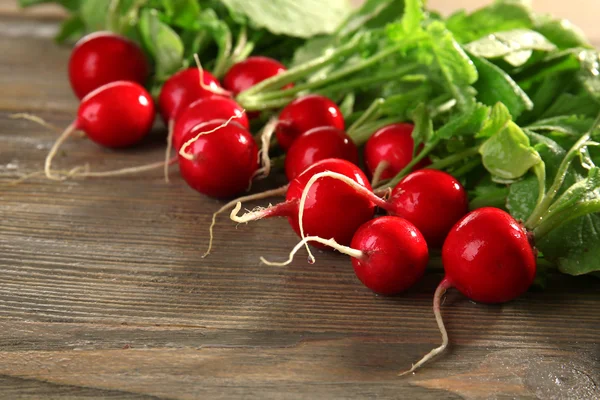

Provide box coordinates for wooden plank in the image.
[0,6,599,400]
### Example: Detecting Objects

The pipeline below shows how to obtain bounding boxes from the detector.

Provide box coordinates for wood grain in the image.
[0,10,599,400]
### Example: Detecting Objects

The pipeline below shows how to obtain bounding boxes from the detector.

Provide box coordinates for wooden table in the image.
[1,4,599,400]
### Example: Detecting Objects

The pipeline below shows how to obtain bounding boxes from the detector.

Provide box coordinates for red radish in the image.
[275,95,345,151]
[223,56,290,96]
[442,207,537,304]
[261,216,429,295]
[178,119,258,198]
[172,96,249,151]
[388,170,468,247]
[284,126,358,181]
[401,207,537,376]
[364,123,430,185]
[230,158,375,247]
[351,216,428,294]
[158,67,223,123]
[44,81,155,180]
[69,32,149,99]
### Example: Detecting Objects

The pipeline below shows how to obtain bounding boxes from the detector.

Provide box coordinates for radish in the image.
[158,67,223,124]
[178,119,258,198]
[364,123,430,186]
[275,94,345,151]
[230,158,375,248]
[262,216,429,295]
[284,126,358,181]
[172,96,249,152]
[45,81,155,180]
[389,170,468,247]
[223,56,290,96]
[68,32,149,99]
[159,61,230,182]
[400,207,537,376]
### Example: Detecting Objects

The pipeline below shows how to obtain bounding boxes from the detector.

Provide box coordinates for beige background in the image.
[357,0,600,42]
[1,0,599,43]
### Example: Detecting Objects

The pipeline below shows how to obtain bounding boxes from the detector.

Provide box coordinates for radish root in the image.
[297,171,390,263]
[179,114,243,161]
[252,117,278,180]
[45,123,77,180]
[371,160,390,187]
[10,113,61,134]
[10,113,85,138]
[260,235,364,266]
[68,157,177,178]
[399,279,452,377]
[204,184,288,258]
[164,118,175,183]
[194,54,232,97]
[230,202,273,223]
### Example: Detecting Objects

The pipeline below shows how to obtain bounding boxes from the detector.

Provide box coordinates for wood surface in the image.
[1,2,599,399]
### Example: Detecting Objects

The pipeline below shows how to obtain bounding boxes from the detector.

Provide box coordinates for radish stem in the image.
[371,161,390,188]
[347,98,384,138]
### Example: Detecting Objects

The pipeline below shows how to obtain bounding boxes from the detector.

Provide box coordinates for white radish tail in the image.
[204,184,288,257]
[399,279,452,376]
[260,235,365,266]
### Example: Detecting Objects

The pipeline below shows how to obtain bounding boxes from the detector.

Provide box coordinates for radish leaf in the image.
[218,0,351,38]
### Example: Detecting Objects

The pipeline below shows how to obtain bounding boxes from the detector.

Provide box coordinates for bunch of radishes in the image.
[23,28,578,377]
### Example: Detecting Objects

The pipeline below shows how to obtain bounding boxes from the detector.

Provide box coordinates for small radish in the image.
[45,81,155,180]
[262,216,429,295]
[158,67,223,124]
[172,96,249,152]
[284,126,358,181]
[231,158,375,247]
[400,207,537,376]
[388,170,468,247]
[364,123,430,185]
[223,56,290,96]
[69,32,149,99]
[275,94,345,151]
[178,119,258,198]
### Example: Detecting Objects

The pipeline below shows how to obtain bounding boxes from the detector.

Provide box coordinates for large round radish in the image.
[400,207,537,376]
[178,119,258,198]
[223,56,289,95]
[284,126,358,181]
[262,216,428,296]
[172,96,249,151]
[158,68,223,123]
[231,158,375,247]
[364,123,430,183]
[69,32,149,99]
[388,170,468,247]
[442,207,537,304]
[275,95,345,151]
[44,81,155,180]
